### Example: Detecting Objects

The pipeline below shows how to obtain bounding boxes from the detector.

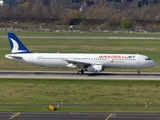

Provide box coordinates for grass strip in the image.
[0,31,160,37]
[0,79,160,112]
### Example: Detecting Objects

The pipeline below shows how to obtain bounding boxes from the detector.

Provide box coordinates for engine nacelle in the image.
[86,65,103,72]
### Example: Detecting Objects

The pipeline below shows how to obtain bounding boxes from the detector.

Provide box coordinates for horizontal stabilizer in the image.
[5,54,23,60]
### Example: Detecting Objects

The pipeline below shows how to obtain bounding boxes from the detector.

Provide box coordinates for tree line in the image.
[0,0,160,29]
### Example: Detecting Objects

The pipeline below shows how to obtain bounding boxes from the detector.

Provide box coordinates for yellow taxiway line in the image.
[9,112,20,120]
[106,114,112,120]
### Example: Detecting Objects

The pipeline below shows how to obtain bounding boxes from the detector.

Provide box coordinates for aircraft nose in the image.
[151,61,156,67]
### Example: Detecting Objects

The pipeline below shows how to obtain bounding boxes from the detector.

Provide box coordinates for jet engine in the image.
[85,65,103,72]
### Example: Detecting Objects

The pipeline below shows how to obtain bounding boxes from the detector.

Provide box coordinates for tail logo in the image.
[10,38,28,53]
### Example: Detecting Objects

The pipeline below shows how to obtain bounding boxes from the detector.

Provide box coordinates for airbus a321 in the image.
[5,33,156,75]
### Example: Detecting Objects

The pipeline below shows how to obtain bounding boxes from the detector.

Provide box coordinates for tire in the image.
[78,69,84,75]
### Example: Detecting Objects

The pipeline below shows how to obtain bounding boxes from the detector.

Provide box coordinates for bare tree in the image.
[50,1,65,19]
[42,5,50,18]
[29,0,42,19]
[0,5,11,18]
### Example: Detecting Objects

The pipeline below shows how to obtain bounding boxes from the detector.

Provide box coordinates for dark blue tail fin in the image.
[8,33,31,54]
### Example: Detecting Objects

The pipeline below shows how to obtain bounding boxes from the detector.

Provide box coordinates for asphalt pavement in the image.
[0,70,160,80]
[1,112,160,120]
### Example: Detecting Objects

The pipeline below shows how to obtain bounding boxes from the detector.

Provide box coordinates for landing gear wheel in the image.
[137,68,141,75]
[78,69,84,75]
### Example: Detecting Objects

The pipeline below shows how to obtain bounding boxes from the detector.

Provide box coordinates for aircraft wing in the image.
[64,59,98,68]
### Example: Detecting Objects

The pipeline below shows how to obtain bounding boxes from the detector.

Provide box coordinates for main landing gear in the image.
[78,69,84,75]
[137,68,141,75]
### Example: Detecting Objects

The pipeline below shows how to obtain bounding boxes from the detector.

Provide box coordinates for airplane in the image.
[5,33,156,75]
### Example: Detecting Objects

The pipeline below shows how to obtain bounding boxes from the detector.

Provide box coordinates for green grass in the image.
[1,31,160,37]
[1,79,160,112]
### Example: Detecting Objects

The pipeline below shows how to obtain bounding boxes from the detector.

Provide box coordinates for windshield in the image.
[145,58,152,60]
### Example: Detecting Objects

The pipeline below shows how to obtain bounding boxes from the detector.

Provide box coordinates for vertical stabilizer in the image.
[8,33,31,54]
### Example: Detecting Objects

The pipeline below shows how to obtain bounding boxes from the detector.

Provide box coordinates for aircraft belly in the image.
[52,61,66,67]
[104,61,138,68]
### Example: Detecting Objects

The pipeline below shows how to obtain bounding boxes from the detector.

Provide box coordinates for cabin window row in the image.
[37,58,68,59]
[113,59,136,60]
[37,58,136,60]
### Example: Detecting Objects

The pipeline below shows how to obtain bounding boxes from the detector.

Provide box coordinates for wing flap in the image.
[64,59,98,68]
[67,63,77,68]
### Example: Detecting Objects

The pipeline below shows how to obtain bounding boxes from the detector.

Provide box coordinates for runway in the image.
[1,112,160,120]
[0,71,160,80]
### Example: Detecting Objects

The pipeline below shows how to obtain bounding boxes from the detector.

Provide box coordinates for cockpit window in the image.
[145,58,152,60]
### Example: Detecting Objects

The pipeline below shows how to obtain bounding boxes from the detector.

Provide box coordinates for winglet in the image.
[8,33,31,54]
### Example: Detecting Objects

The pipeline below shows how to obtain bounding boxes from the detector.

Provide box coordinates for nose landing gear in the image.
[137,68,141,75]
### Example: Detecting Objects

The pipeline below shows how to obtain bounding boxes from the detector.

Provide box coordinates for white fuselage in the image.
[5,53,156,69]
